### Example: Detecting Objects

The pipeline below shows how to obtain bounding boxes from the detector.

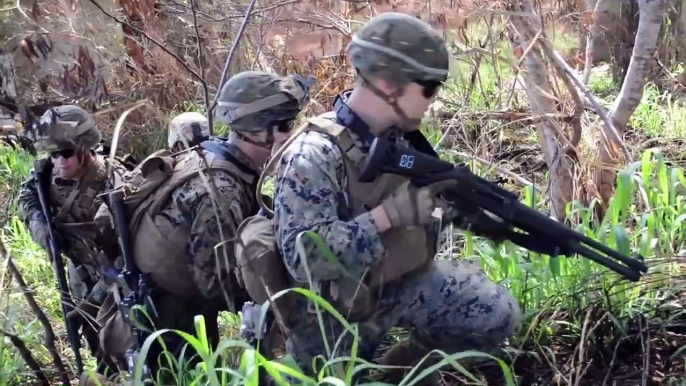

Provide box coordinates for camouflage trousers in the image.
[282,259,521,376]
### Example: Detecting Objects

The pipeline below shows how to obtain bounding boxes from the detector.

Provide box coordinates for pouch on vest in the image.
[234,214,290,304]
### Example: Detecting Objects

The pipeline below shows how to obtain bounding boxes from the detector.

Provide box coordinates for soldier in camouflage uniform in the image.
[167,111,211,152]
[81,71,312,385]
[17,105,129,373]
[272,13,521,384]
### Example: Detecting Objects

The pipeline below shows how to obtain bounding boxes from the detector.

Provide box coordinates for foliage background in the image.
[1,0,686,385]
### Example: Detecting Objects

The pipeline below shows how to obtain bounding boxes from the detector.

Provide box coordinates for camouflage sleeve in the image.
[17,165,45,224]
[179,170,249,301]
[273,131,385,284]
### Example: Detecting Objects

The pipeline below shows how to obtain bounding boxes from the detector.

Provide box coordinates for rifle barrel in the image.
[108,190,138,278]
[35,166,84,375]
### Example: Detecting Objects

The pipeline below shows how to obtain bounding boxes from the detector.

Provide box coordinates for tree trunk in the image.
[594,0,668,203]
[0,52,18,101]
[676,0,686,84]
[582,0,639,84]
[582,0,604,84]
[508,0,575,220]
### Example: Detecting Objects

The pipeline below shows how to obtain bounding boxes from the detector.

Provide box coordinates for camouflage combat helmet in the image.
[168,111,210,149]
[346,12,450,86]
[214,71,315,132]
[34,105,101,152]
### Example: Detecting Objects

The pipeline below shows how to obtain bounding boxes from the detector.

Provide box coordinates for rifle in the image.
[34,159,84,375]
[359,134,649,282]
[105,189,154,380]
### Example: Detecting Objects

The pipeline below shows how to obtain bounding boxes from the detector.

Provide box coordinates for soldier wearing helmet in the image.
[270,13,520,383]
[82,71,312,385]
[17,105,129,375]
[167,111,211,152]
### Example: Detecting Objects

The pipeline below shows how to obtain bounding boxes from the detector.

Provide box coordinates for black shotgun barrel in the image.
[360,136,649,282]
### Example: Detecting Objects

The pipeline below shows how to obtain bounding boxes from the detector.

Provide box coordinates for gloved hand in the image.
[28,219,50,252]
[381,180,459,229]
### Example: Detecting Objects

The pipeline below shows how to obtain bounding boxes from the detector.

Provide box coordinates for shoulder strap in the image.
[142,146,256,221]
[54,159,105,221]
[200,141,258,184]
[305,115,366,167]
[256,112,366,217]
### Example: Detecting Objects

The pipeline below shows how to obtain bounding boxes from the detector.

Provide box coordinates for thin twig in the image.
[439,110,577,124]
[530,21,585,148]
[455,151,543,191]
[88,0,206,85]
[528,19,633,163]
[165,0,298,23]
[207,0,260,133]
[642,316,649,386]
[0,329,49,385]
[1,238,66,384]
[251,8,280,70]
[190,0,210,116]
[602,335,631,386]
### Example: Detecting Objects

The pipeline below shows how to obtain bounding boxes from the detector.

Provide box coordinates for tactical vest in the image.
[50,156,113,272]
[121,147,256,298]
[236,112,438,315]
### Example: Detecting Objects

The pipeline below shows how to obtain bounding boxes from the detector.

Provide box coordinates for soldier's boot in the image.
[78,371,118,386]
[377,340,442,386]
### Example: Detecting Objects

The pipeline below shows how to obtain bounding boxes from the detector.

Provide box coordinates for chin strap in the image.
[357,73,423,131]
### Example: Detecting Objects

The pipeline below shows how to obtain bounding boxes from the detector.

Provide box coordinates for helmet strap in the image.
[76,146,91,166]
[358,72,423,131]
[234,126,275,151]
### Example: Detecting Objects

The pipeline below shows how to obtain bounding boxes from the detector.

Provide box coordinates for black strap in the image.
[333,90,440,159]
[199,140,258,178]
[191,122,203,141]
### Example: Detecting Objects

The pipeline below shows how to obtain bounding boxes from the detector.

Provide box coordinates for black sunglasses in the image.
[274,119,295,133]
[50,148,76,159]
[414,79,444,99]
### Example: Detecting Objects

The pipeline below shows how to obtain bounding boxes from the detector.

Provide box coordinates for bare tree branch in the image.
[534,24,633,162]
[207,0,260,133]
[1,238,66,384]
[164,0,299,23]
[88,0,207,86]
[190,0,210,117]
[0,329,49,385]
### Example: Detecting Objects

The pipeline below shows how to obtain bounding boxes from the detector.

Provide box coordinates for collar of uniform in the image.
[333,90,375,151]
[333,90,441,161]
[209,137,260,173]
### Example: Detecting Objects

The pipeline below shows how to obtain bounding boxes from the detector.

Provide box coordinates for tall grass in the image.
[3,127,686,384]
[100,145,682,385]
[1,65,686,385]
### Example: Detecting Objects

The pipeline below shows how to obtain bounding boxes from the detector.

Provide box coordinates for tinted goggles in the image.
[50,148,77,159]
[414,79,444,99]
